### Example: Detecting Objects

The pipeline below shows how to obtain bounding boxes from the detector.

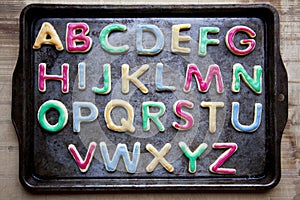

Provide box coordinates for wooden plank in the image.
[0,148,18,177]
[0,104,11,122]
[0,178,24,200]
[0,82,12,104]
[285,61,300,82]
[0,123,18,147]
[288,83,300,106]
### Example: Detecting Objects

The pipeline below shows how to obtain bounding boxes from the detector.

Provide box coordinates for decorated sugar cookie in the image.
[171,24,191,53]
[142,101,166,132]
[99,24,129,54]
[104,99,135,133]
[122,64,149,94]
[183,64,224,93]
[231,102,262,132]
[92,64,112,94]
[100,142,140,173]
[33,22,64,51]
[200,101,224,133]
[232,63,262,94]
[209,143,238,175]
[38,63,69,93]
[136,24,164,55]
[37,100,68,133]
[179,142,208,173]
[68,142,97,173]
[172,100,194,130]
[146,143,174,173]
[225,25,256,56]
[66,22,92,53]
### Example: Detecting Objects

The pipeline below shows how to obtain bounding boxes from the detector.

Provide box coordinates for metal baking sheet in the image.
[12,4,288,192]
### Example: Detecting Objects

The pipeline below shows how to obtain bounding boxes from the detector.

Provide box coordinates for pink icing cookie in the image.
[172,100,194,130]
[225,25,256,56]
[183,64,224,93]
[38,63,69,93]
[68,142,97,173]
[209,143,238,175]
[66,22,92,53]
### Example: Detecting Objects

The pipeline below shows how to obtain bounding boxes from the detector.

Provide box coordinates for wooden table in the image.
[1,0,299,199]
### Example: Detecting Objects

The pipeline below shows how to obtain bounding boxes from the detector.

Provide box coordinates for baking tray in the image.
[12,4,288,192]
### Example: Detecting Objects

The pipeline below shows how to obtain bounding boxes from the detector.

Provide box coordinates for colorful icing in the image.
[179,142,208,173]
[231,102,262,132]
[78,62,86,90]
[122,64,149,94]
[232,63,262,94]
[172,100,194,130]
[33,22,64,51]
[142,101,166,132]
[66,22,92,53]
[68,142,97,173]
[99,24,129,54]
[183,64,224,93]
[155,63,176,92]
[225,25,256,56]
[209,143,238,175]
[38,63,69,93]
[136,24,164,55]
[37,100,68,132]
[73,102,99,133]
[200,101,224,133]
[100,142,140,173]
[198,27,220,56]
[33,22,266,176]
[171,24,191,53]
[146,143,174,173]
[104,99,135,133]
[92,64,111,94]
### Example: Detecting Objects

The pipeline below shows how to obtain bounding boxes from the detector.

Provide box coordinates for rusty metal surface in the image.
[12,4,288,192]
